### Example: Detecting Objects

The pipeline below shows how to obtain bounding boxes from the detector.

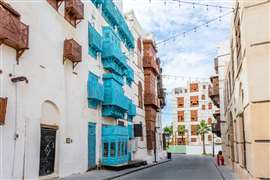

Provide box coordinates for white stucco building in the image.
[0,1,165,179]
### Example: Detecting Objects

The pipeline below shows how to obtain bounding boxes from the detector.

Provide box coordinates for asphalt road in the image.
[117,155,224,180]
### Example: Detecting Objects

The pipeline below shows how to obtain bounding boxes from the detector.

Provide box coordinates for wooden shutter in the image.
[190,96,199,106]
[177,97,184,108]
[0,97,8,125]
[190,83,199,92]
[191,110,198,121]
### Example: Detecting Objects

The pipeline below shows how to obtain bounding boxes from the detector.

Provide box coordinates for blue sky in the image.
[123,0,232,128]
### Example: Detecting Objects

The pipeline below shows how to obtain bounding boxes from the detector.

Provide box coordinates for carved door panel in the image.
[39,127,56,176]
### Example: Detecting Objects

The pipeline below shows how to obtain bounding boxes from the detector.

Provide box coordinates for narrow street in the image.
[118,155,228,180]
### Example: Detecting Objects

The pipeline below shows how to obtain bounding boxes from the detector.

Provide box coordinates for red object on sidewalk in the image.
[220,156,224,165]
[217,155,225,166]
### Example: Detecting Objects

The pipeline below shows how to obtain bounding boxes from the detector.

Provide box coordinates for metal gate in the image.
[88,123,96,169]
[39,127,56,176]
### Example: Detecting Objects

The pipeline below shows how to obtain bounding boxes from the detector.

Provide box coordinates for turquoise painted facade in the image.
[102,125,129,166]
[87,72,104,109]
[88,23,103,58]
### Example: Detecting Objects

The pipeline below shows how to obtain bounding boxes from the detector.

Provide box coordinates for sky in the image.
[122,0,232,128]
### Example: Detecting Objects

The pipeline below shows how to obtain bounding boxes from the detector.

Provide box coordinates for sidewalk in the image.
[59,159,171,180]
[211,157,239,180]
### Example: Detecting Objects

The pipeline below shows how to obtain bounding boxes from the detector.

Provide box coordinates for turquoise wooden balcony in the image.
[88,23,102,58]
[102,0,120,27]
[102,26,128,76]
[88,72,104,109]
[117,17,135,49]
[102,0,135,49]
[102,73,129,119]
[128,123,134,139]
[90,0,104,8]
[127,98,136,121]
[125,65,134,86]
[102,125,129,166]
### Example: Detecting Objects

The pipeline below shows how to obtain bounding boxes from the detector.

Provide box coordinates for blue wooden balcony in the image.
[88,23,103,58]
[102,0,134,49]
[102,125,129,166]
[102,26,128,76]
[87,72,104,109]
[90,0,104,8]
[127,98,136,121]
[102,73,129,119]
[125,65,134,86]
[117,17,135,49]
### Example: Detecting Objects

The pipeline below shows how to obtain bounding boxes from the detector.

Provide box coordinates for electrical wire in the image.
[156,10,234,46]
[146,0,234,10]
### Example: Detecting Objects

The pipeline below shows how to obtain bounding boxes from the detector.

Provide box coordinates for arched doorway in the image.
[39,100,60,177]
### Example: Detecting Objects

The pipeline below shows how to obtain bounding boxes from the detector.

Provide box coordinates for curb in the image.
[104,159,172,180]
[211,158,226,180]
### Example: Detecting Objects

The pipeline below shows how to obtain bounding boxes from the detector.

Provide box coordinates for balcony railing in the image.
[0,3,29,62]
[0,97,8,125]
[88,23,102,58]
[102,27,127,76]
[87,72,104,109]
[63,39,82,69]
[143,55,159,74]
[65,0,84,27]
[102,73,129,119]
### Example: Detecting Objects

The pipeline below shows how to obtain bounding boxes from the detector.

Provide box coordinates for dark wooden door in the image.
[39,127,56,176]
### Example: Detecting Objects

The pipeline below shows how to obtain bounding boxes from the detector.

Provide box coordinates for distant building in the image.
[172,82,220,146]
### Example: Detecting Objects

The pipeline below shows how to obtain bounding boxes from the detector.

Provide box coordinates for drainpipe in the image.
[0,45,3,180]
[11,65,18,178]
[97,53,102,168]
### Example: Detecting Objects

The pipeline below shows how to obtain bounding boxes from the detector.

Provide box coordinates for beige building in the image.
[219,0,270,179]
